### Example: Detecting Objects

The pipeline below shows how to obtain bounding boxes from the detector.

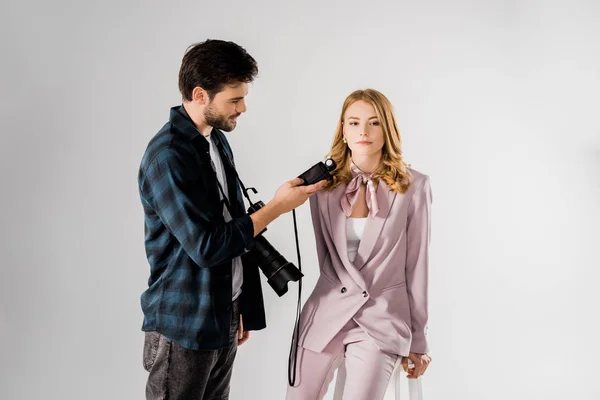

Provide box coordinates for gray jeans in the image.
[143,300,240,400]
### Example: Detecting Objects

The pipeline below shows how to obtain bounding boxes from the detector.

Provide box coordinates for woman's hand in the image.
[401,353,431,379]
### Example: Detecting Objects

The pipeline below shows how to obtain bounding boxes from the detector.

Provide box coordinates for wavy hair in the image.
[326,89,412,193]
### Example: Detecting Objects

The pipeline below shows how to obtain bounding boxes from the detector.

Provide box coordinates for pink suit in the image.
[286,169,432,400]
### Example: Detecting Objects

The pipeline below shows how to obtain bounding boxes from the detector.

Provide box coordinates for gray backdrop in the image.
[1,0,599,399]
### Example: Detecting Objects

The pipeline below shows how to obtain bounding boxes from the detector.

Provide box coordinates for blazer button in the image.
[362,291,368,297]
[341,287,347,294]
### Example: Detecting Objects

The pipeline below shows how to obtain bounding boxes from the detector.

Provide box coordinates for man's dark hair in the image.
[178,39,258,101]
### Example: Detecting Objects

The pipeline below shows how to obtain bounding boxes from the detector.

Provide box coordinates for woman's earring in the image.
[343,136,347,143]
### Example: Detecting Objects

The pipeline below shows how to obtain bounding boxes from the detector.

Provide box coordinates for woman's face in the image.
[342,100,385,157]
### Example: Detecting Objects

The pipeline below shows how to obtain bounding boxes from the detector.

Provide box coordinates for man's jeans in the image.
[143,300,240,400]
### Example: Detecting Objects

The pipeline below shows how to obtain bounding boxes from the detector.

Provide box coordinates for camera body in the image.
[246,158,337,296]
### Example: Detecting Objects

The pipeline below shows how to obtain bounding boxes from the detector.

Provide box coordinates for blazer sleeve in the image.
[309,195,329,267]
[405,175,432,354]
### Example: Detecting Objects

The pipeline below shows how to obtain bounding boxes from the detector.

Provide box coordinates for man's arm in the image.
[249,177,326,236]
[141,147,254,269]
[141,149,327,268]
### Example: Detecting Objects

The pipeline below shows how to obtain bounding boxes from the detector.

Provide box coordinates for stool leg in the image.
[401,359,424,400]
[393,360,402,399]
[408,378,423,400]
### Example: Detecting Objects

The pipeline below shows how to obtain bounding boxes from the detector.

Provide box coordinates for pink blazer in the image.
[297,168,432,356]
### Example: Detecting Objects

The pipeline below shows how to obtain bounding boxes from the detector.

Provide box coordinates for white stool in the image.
[332,358,423,400]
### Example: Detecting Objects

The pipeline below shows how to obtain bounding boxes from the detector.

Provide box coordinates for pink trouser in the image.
[286,319,398,400]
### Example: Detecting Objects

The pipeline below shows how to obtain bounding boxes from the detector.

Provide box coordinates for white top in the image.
[346,217,367,263]
[206,133,243,301]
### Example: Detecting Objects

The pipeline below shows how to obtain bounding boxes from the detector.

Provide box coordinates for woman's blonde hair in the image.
[326,89,412,193]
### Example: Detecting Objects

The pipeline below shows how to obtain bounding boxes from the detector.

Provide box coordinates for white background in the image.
[1,0,599,399]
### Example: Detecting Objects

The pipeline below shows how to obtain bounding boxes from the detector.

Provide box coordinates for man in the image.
[137,39,325,399]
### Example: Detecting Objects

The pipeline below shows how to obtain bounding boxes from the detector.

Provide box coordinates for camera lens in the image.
[251,236,303,297]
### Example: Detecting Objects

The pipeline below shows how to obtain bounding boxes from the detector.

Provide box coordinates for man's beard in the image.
[204,103,237,132]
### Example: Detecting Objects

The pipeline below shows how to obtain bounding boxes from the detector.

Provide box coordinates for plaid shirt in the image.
[138,106,266,350]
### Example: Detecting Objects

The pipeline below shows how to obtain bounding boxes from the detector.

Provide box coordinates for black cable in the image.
[288,208,302,386]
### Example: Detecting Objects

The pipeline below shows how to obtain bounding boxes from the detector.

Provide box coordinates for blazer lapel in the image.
[354,181,397,271]
[327,185,367,290]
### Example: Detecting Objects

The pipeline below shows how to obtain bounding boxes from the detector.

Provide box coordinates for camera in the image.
[245,158,337,296]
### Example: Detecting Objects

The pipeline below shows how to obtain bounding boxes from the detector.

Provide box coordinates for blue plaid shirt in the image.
[138,106,266,350]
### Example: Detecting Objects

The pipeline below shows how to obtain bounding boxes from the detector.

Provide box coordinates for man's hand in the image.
[271,177,327,214]
[401,353,431,379]
[237,314,250,346]
[249,177,327,236]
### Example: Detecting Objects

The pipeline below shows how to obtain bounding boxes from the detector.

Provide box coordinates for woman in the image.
[286,89,432,400]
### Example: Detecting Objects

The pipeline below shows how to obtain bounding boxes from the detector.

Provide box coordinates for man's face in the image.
[204,82,249,132]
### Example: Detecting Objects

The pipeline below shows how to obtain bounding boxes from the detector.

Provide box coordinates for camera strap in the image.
[209,159,235,214]
[216,143,303,386]
[208,135,304,386]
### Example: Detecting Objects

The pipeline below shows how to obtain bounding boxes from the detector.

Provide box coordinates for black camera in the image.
[245,158,337,296]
